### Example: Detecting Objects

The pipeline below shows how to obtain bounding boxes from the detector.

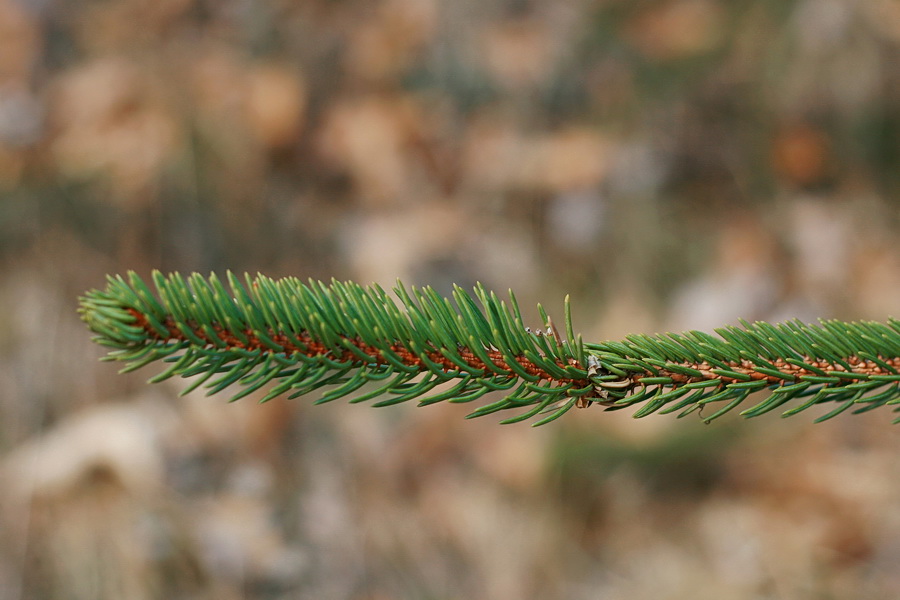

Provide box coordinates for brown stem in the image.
[126,309,587,385]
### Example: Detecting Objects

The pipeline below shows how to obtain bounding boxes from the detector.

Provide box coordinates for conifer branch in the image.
[79,271,900,425]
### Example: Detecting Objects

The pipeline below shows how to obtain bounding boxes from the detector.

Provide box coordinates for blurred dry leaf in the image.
[668,215,782,330]
[1,399,171,500]
[772,123,831,188]
[49,59,179,199]
[0,0,39,86]
[195,494,306,585]
[787,198,851,294]
[624,0,725,61]
[481,18,558,88]
[470,426,548,491]
[344,0,437,83]
[0,144,24,186]
[187,47,263,174]
[74,0,192,53]
[850,238,900,318]
[174,383,296,461]
[339,203,465,283]
[245,64,307,149]
[464,118,611,192]
[864,0,900,42]
[190,49,247,127]
[317,95,421,205]
[546,190,607,253]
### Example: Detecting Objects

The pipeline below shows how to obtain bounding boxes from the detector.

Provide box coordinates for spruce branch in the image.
[79,271,900,425]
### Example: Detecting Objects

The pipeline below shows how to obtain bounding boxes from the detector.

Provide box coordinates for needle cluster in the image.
[79,271,900,425]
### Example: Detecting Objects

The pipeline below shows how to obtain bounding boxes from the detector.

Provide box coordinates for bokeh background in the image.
[2,0,900,598]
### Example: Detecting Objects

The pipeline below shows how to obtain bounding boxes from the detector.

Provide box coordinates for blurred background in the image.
[2,0,900,598]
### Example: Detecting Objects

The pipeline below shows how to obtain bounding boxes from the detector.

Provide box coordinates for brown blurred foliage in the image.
[2,0,900,598]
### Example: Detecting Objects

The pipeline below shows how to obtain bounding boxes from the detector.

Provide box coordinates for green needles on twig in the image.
[79,271,900,425]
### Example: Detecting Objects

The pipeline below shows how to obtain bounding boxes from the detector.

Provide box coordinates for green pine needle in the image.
[78,271,900,425]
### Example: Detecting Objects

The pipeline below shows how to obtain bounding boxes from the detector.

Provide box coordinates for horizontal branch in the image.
[79,271,900,425]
